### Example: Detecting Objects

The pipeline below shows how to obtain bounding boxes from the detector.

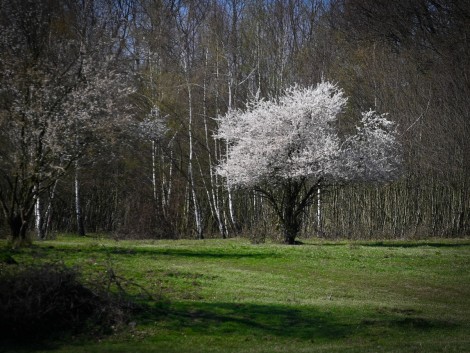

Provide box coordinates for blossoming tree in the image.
[0,0,134,243]
[215,82,401,244]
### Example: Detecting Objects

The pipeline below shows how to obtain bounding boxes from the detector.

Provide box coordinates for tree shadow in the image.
[139,301,458,342]
[361,241,470,249]
[138,248,279,259]
[301,242,346,247]
[145,301,351,341]
[0,244,280,261]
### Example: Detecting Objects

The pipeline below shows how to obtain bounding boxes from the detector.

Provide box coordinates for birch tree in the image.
[215,81,401,244]
[139,106,168,205]
[172,0,210,239]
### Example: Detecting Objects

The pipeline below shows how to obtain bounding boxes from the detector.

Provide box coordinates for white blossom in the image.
[215,82,401,188]
[138,106,167,141]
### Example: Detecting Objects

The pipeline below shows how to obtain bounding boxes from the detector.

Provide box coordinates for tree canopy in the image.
[215,82,401,243]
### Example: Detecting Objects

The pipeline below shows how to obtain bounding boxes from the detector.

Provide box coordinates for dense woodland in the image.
[0,0,469,242]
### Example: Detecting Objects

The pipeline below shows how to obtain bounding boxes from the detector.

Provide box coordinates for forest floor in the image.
[1,235,470,353]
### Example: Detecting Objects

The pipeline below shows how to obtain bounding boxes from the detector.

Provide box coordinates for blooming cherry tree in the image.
[215,82,401,244]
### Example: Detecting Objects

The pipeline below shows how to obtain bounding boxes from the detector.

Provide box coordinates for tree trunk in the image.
[255,180,319,245]
[152,140,158,204]
[282,220,300,244]
[8,213,28,244]
[187,83,203,239]
[41,181,58,239]
[75,162,86,236]
[34,191,45,239]
[281,191,301,244]
[317,186,322,237]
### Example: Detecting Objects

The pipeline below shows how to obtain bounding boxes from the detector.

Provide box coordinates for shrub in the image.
[0,262,135,341]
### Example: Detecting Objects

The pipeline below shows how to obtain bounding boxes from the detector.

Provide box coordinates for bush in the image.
[0,262,135,341]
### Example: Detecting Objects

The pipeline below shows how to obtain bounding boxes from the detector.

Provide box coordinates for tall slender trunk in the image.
[161,145,173,219]
[152,140,157,203]
[41,180,58,238]
[213,43,228,237]
[187,82,203,239]
[317,186,322,236]
[202,47,226,238]
[227,182,236,232]
[74,161,85,236]
[34,185,45,239]
[226,70,237,232]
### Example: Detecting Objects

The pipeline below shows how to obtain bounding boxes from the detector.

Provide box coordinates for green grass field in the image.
[1,235,470,352]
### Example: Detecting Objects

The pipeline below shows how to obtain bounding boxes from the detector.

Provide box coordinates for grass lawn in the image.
[1,235,469,352]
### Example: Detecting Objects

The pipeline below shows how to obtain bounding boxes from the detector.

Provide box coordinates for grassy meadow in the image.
[1,235,469,353]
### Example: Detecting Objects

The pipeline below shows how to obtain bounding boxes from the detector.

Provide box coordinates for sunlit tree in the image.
[215,81,401,243]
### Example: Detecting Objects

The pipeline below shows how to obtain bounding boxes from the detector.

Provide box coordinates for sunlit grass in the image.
[1,235,469,352]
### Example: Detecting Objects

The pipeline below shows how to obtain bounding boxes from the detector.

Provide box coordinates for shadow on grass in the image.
[300,240,470,248]
[140,301,457,342]
[361,241,470,249]
[134,248,279,259]
[145,301,351,341]
[1,300,458,352]
[0,245,279,263]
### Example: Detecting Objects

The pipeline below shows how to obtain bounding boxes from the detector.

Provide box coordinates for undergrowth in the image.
[0,262,138,343]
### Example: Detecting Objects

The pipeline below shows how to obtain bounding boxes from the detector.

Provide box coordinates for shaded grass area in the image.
[1,236,469,352]
[146,301,457,340]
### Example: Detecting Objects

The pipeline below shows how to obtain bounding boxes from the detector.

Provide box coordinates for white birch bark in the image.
[187,80,203,238]
[317,186,322,236]
[202,47,226,238]
[152,139,157,203]
[34,186,44,239]
[161,145,173,219]
[74,160,85,236]
[226,62,237,231]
